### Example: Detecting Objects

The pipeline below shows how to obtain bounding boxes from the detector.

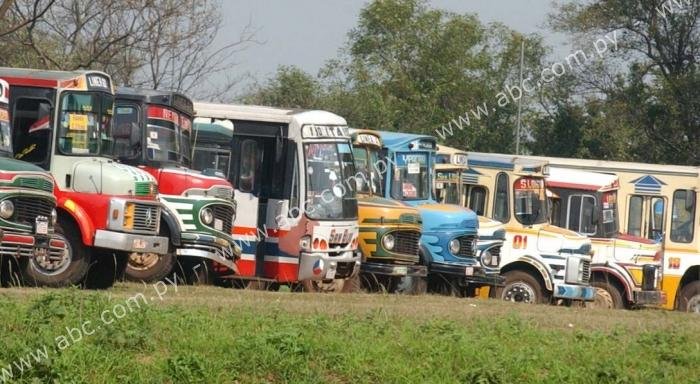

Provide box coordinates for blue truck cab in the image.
[378,131,503,295]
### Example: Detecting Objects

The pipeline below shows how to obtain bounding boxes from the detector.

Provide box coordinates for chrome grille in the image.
[0,237,65,258]
[581,259,591,283]
[133,203,160,233]
[210,187,233,200]
[457,235,477,258]
[211,204,234,232]
[393,230,420,256]
[12,197,53,226]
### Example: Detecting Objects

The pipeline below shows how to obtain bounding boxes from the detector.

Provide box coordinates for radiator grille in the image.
[392,230,420,257]
[457,235,477,258]
[210,204,234,233]
[581,259,591,283]
[132,203,160,233]
[12,197,54,226]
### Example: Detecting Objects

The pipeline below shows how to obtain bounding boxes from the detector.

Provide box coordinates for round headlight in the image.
[0,200,14,219]
[382,233,395,250]
[299,235,312,251]
[481,250,493,266]
[200,208,214,225]
[50,208,57,225]
[449,238,461,255]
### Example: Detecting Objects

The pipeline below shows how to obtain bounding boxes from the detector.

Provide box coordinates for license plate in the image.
[133,239,147,249]
[465,267,474,276]
[325,267,337,279]
[35,217,48,235]
[214,218,223,231]
[393,266,408,276]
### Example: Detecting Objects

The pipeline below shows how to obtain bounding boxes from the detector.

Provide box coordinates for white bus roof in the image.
[523,154,700,178]
[546,167,619,192]
[194,102,347,126]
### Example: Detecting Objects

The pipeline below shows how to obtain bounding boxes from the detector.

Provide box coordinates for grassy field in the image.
[0,283,698,383]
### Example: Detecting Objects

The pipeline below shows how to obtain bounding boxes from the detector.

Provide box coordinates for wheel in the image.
[21,221,91,287]
[177,259,216,285]
[677,281,700,313]
[301,279,346,293]
[496,270,547,304]
[392,275,428,295]
[586,280,625,310]
[83,251,129,289]
[124,250,176,283]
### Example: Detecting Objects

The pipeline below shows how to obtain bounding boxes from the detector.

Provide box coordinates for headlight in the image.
[449,238,461,255]
[50,208,57,225]
[481,250,493,266]
[299,235,312,251]
[382,233,395,250]
[0,200,14,219]
[200,208,214,225]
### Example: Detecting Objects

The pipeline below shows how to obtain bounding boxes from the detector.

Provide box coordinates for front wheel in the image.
[21,222,90,287]
[495,270,547,304]
[586,280,625,310]
[677,281,700,313]
[124,251,176,283]
[83,251,129,289]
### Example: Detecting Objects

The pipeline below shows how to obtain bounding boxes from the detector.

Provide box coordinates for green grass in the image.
[0,284,699,383]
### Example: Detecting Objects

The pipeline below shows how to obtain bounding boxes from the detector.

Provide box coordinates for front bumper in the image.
[298,250,360,281]
[176,233,239,273]
[633,289,665,306]
[94,230,168,254]
[361,262,428,277]
[429,261,505,287]
[0,232,65,259]
[553,283,596,301]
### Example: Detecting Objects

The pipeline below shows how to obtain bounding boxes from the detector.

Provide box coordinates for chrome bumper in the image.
[553,283,596,301]
[298,250,360,281]
[94,230,168,254]
[177,233,239,273]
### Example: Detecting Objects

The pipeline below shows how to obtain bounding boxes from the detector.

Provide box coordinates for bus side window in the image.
[493,172,509,222]
[468,186,487,216]
[649,197,665,241]
[627,195,644,237]
[238,139,258,193]
[671,190,696,243]
[12,97,53,167]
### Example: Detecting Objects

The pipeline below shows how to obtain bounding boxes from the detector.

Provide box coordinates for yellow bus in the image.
[545,167,664,309]
[436,146,595,305]
[523,155,699,312]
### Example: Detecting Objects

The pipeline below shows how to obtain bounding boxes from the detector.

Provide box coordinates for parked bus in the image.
[437,148,594,304]
[0,78,67,286]
[1,68,168,288]
[522,155,700,312]
[545,167,664,309]
[378,132,503,297]
[193,103,360,292]
[347,129,427,293]
[110,87,240,283]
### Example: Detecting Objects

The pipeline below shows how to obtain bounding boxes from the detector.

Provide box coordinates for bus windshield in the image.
[391,152,431,201]
[145,105,186,164]
[0,106,11,155]
[351,145,384,196]
[514,177,548,225]
[304,142,358,220]
[57,92,113,156]
[436,170,460,204]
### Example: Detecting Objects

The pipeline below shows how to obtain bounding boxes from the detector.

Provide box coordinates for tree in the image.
[243,65,321,109]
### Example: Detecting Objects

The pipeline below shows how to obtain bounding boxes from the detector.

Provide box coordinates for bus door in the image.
[626,195,666,243]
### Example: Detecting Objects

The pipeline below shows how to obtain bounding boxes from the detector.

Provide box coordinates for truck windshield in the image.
[145,105,183,164]
[391,152,431,201]
[436,171,460,204]
[304,142,358,220]
[514,177,548,225]
[57,92,113,156]
[0,105,11,155]
[351,145,384,196]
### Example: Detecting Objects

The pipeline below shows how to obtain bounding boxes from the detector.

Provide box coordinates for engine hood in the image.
[0,157,54,193]
[145,165,233,197]
[537,224,592,255]
[358,196,421,227]
[415,203,478,233]
[478,216,506,240]
[72,158,156,196]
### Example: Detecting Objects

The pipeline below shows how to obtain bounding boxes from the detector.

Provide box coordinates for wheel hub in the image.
[503,282,535,303]
[687,294,700,314]
[31,237,70,276]
[128,252,160,271]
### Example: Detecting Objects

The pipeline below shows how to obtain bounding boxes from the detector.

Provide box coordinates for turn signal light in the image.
[123,203,135,229]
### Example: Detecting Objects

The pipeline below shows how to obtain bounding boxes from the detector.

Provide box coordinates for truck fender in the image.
[159,205,182,246]
[507,255,554,292]
[56,197,95,246]
[590,265,634,301]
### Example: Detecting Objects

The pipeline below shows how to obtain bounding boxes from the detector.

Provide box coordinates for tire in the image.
[496,270,547,304]
[124,250,176,283]
[587,280,625,310]
[392,275,428,295]
[177,259,216,285]
[83,251,128,289]
[677,281,700,313]
[21,221,91,287]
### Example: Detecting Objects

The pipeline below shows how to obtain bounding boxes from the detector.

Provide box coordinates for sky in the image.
[220,0,570,91]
